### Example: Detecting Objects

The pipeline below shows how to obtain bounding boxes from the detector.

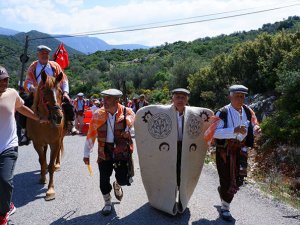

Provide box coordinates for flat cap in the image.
[77,92,84,97]
[101,89,123,97]
[37,45,51,53]
[171,88,190,95]
[229,85,248,94]
[0,66,9,80]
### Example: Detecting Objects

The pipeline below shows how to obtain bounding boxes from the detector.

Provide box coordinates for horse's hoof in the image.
[55,164,61,171]
[45,192,56,201]
[39,178,47,184]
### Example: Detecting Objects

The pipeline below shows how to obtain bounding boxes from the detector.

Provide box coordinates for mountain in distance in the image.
[56,36,149,54]
[12,30,82,56]
[0,26,149,54]
[0,27,19,35]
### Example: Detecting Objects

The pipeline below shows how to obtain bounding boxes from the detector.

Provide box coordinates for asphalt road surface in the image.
[9,135,300,225]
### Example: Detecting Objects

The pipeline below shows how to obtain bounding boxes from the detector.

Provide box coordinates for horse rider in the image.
[83,89,135,216]
[23,45,77,134]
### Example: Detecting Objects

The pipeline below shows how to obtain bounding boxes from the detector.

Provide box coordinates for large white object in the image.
[134,105,213,215]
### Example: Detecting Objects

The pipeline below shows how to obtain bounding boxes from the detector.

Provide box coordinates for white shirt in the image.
[213,104,249,141]
[177,111,184,141]
[27,61,69,93]
[106,113,116,143]
[0,88,24,152]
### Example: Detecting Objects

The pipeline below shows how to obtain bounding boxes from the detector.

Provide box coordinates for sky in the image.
[0,0,300,46]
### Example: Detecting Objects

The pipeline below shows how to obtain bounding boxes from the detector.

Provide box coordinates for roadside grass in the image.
[252,170,300,210]
[205,147,300,211]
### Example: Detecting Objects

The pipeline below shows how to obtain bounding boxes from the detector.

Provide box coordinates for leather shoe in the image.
[113,181,123,201]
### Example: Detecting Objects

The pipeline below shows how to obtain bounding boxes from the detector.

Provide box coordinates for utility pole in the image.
[19,35,29,88]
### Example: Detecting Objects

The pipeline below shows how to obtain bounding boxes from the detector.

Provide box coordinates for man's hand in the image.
[83,157,90,165]
[63,92,70,102]
[121,131,131,139]
[254,125,262,136]
[29,86,37,93]
[234,125,247,135]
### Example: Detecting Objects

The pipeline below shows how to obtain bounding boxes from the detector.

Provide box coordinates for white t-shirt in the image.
[0,88,24,153]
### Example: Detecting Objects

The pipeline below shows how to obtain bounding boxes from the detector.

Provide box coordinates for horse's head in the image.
[38,71,64,125]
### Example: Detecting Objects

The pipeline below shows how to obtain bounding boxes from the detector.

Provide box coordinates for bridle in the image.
[38,84,63,125]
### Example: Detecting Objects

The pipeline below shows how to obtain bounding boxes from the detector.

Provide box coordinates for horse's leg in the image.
[54,151,61,172]
[35,144,48,184]
[55,138,64,171]
[45,142,60,201]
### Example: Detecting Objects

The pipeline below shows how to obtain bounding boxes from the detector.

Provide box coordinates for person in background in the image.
[136,94,148,112]
[74,92,85,133]
[0,66,47,225]
[62,97,79,135]
[131,96,138,113]
[15,86,30,146]
[90,99,101,114]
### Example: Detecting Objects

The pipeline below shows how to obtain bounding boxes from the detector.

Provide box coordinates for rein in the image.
[38,84,63,123]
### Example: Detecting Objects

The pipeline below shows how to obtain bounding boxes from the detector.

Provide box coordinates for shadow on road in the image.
[50,203,191,225]
[192,205,235,225]
[12,170,46,207]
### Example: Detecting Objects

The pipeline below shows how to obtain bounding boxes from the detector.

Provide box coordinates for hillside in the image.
[56,36,149,54]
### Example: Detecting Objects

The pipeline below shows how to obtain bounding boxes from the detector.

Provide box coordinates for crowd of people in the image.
[0,44,261,225]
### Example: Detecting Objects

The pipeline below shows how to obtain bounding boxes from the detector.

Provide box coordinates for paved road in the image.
[10,135,300,225]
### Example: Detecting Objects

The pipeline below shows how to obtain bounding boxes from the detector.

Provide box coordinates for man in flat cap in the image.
[23,45,76,136]
[134,88,214,215]
[0,66,47,225]
[171,88,190,188]
[204,84,261,221]
[74,92,85,134]
[135,94,149,112]
[83,89,135,216]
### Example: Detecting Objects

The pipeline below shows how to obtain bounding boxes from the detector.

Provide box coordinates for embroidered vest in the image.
[97,119,133,161]
[215,104,254,148]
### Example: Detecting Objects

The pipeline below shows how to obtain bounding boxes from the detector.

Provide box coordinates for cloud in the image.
[1,0,299,46]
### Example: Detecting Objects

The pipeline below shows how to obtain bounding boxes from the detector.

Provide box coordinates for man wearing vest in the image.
[23,45,77,134]
[74,92,85,133]
[83,89,135,216]
[207,85,261,221]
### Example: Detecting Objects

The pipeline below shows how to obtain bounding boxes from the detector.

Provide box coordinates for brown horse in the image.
[26,71,65,201]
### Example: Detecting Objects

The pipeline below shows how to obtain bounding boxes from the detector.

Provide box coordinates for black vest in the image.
[215,105,254,147]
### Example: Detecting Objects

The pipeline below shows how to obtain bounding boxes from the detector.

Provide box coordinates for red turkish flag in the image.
[53,43,69,70]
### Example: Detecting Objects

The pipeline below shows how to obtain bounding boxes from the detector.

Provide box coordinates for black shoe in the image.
[19,139,31,146]
[220,209,233,221]
[101,204,112,216]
